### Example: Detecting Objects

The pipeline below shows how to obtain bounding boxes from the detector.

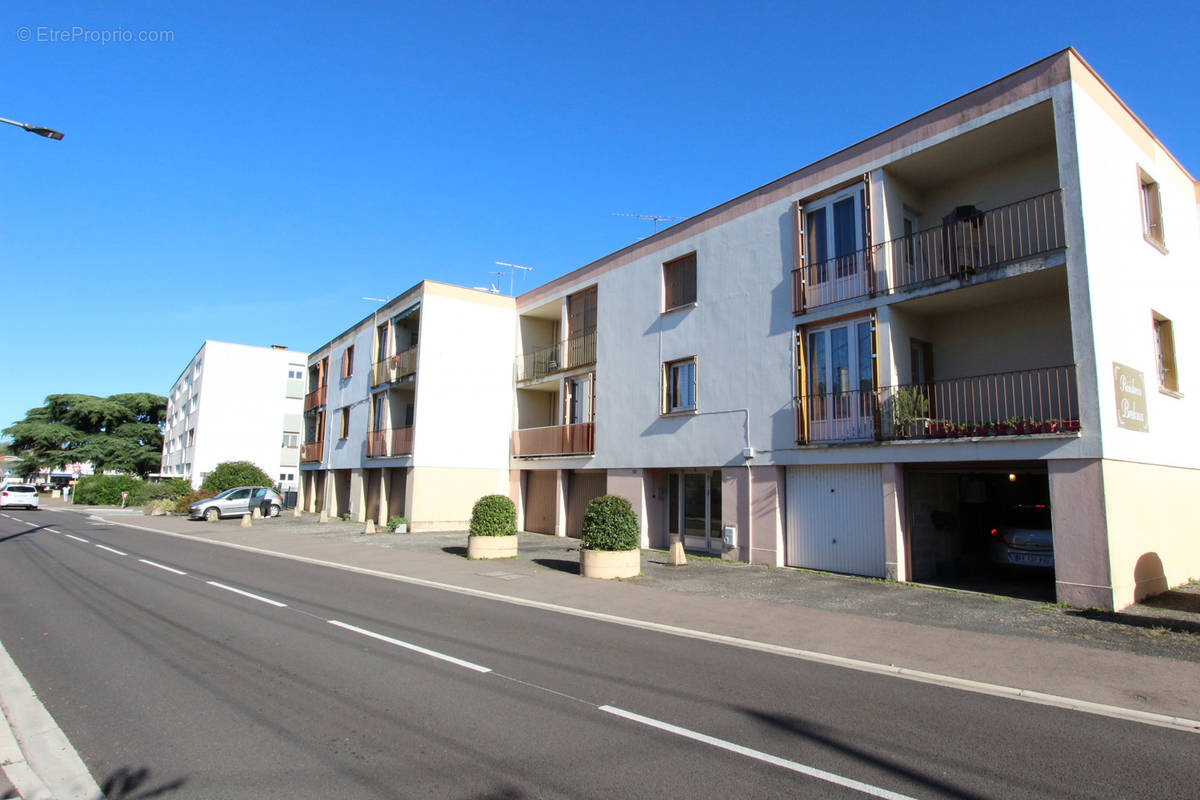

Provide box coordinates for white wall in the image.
[1069,80,1199,469]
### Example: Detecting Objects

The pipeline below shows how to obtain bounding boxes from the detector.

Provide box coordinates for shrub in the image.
[174,489,216,515]
[143,498,175,516]
[201,461,272,493]
[73,475,143,506]
[469,494,516,537]
[386,516,409,532]
[581,495,639,551]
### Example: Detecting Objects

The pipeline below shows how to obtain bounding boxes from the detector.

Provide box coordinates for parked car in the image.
[0,484,40,510]
[987,505,1053,569]
[188,486,283,522]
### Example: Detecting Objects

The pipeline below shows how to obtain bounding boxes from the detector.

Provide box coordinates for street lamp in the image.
[0,116,64,140]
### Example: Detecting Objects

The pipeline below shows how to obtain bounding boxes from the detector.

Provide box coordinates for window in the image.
[371,393,386,432]
[340,407,350,439]
[567,286,598,335]
[186,428,195,447]
[280,473,295,482]
[282,432,300,448]
[342,345,355,378]
[663,253,697,311]
[1153,313,1179,393]
[664,358,697,413]
[1139,168,1166,250]
[376,323,389,361]
[287,368,303,380]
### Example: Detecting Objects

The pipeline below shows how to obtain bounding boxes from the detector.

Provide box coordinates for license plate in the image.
[1010,552,1052,567]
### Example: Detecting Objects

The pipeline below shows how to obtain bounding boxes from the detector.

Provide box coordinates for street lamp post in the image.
[0,116,64,140]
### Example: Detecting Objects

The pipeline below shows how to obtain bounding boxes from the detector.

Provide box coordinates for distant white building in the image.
[161,341,309,491]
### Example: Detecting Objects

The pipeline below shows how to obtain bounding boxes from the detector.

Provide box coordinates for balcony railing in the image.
[512,422,594,457]
[303,385,327,412]
[795,364,1079,444]
[366,427,414,458]
[515,330,597,383]
[370,346,419,387]
[300,442,324,462]
[793,190,1066,314]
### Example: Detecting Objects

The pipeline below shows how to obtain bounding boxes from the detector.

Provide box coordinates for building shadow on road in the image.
[98,766,187,799]
[442,546,469,557]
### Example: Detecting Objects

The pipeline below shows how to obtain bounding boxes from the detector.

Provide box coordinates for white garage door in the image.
[786,464,885,577]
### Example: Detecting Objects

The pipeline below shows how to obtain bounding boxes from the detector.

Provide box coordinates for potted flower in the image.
[889,386,930,439]
[467,494,518,559]
[387,515,409,533]
[579,495,640,580]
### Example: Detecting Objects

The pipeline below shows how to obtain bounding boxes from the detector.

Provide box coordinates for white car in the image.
[0,484,40,510]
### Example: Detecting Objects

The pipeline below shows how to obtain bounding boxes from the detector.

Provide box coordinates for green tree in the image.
[200,461,272,493]
[3,393,166,478]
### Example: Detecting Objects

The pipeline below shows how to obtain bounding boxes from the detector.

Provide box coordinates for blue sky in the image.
[1,0,1197,433]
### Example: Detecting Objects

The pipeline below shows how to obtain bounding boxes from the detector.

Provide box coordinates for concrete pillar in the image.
[351,468,365,523]
[377,469,389,526]
[881,463,907,582]
[553,469,568,538]
[721,467,751,562]
[607,469,649,548]
[1049,459,1114,610]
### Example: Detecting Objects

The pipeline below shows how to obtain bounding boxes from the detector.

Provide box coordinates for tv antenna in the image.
[362,296,390,304]
[612,212,684,235]
[493,261,533,296]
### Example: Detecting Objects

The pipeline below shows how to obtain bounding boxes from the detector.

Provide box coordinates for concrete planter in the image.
[580,548,640,580]
[468,534,519,559]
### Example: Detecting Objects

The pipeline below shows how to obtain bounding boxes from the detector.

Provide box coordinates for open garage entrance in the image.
[905,462,1055,601]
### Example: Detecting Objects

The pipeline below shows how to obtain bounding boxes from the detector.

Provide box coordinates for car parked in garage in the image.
[988,505,1053,569]
[188,486,283,522]
[0,484,40,510]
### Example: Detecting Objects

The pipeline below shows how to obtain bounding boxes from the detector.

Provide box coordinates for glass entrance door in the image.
[667,471,723,551]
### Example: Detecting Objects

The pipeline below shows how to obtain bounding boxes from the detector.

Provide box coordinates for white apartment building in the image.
[303,49,1197,611]
[162,341,309,491]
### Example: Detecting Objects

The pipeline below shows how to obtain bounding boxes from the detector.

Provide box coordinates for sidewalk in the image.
[53,500,1200,727]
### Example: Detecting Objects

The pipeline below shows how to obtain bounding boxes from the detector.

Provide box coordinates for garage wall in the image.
[786,465,885,577]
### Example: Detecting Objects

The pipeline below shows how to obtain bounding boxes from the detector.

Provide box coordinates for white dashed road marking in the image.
[138,559,187,576]
[64,534,88,543]
[206,581,287,608]
[328,620,492,673]
[95,544,128,556]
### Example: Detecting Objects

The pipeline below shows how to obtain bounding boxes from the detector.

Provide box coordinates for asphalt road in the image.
[0,508,1195,799]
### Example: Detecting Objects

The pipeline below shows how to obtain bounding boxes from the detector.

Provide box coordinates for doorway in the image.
[666,470,722,552]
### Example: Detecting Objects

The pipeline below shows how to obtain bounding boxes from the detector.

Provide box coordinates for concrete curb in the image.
[0,640,101,800]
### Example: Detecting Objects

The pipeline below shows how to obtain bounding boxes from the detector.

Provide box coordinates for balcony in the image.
[370,346,419,387]
[300,442,324,462]
[515,330,596,383]
[303,385,327,412]
[366,427,414,458]
[793,190,1066,314]
[795,364,1079,445]
[512,423,594,457]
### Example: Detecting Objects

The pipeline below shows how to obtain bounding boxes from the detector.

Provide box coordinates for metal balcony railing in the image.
[512,422,594,457]
[303,385,327,412]
[366,427,414,458]
[792,190,1066,314]
[795,364,1080,444]
[300,442,324,462]
[515,330,596,382]
[370,346,419,387]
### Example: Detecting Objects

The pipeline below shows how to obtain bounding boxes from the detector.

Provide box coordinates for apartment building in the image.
[161,341,309,491]
[508,49,1197,611]
[299,281,514,529]
[299,49,1194,611]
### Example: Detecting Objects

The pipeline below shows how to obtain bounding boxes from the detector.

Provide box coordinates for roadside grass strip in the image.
[601,706,920,800]
[327,620,492,673]
[206,581,288,608]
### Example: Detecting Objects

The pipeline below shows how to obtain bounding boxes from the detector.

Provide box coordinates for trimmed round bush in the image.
[581,495,639,551]
[200,461,272,493]
[469,494,517,537]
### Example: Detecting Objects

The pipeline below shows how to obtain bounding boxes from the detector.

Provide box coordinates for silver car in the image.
[188,486,283,522]
[987,505,1053,569]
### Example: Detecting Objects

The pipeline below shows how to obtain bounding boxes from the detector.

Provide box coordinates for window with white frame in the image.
[282,431,300,448]
[664,357,697,413]
[1139,168,1166,250]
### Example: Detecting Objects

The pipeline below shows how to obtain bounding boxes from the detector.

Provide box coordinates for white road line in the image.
[206,581,288,608]
[47,529,61,534]
[95,544,128,556]
[328,620,492,673]
[600,706,919,800]
[64,534,88,543]
[138,559,187,576]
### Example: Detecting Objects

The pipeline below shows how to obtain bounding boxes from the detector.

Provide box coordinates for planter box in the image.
[580,548,640,580]
[468,534,518,559]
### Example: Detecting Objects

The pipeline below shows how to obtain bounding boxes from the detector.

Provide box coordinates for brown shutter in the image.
[870,312,881,441]
[795,326,807,444]
[862,173,875,296]
[792,200,805,313]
